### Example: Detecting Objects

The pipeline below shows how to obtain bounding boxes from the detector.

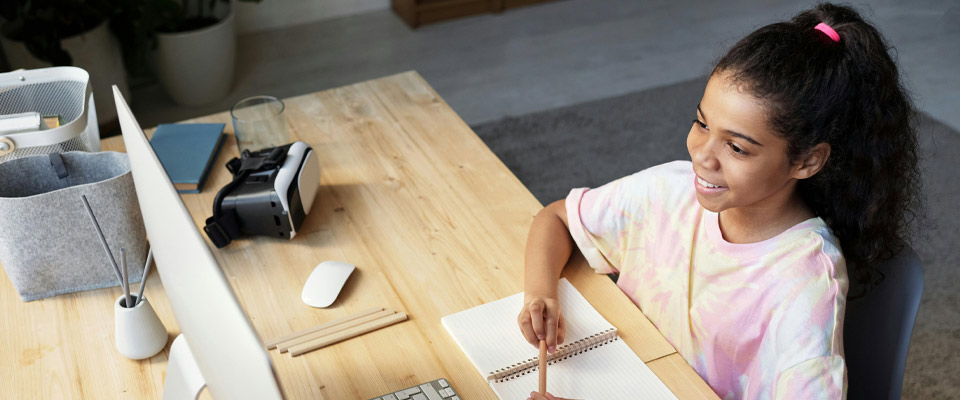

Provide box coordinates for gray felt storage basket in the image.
[0,151,146,301]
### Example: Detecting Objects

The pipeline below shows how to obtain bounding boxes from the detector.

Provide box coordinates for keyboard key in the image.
[419,383,443,400]
[370,378,460,400]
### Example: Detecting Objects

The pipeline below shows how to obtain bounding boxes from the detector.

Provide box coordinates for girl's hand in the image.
[527,390,575,400]
[517,296,566,353]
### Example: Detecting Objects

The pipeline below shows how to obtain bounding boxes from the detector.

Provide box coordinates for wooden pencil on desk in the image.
[265,307,383,350]
[276,309,395,353]
[288,311,407,356]
[265,307,407,357]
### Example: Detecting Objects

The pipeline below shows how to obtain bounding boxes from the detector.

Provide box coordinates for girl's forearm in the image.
[524,200,574,300]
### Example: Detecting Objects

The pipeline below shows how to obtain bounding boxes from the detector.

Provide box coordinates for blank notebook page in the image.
[442,279,677,399]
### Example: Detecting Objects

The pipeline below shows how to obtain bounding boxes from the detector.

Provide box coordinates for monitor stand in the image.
[163,334,207,400]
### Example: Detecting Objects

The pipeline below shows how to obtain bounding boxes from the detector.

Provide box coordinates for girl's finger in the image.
[557,312,566,345]
[517,310,539,346]
[544,304,559,352]
[529,300,546,340]
[528,391,559,400]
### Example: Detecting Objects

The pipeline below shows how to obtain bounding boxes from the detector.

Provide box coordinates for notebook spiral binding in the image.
[486,328,619,383]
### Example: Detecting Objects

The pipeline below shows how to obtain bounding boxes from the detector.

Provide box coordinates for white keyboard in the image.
[370,378,461,400]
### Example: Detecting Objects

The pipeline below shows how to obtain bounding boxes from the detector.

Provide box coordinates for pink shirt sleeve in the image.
[565,170,653,275]
[774,356,847,399]
[566,187,620,274]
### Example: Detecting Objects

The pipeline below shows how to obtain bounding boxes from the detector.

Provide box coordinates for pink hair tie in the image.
[814,22,840,43]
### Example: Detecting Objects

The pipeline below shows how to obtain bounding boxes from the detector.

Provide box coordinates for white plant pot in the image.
[154,8,236,106]
[0,21,130,128]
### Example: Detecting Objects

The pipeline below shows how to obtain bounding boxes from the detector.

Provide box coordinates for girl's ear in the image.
[793,143,831,180]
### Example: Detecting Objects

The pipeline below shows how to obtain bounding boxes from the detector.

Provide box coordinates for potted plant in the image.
[143,0,260,106]
[0,0,130,130]
[109,0,180,78]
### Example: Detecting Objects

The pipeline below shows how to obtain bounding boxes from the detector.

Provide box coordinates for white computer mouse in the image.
[301,261,356,308]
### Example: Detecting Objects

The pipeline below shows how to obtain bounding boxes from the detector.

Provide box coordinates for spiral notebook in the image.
[441,279,677,399]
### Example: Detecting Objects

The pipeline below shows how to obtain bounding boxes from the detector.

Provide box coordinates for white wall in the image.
[235,0,390,34]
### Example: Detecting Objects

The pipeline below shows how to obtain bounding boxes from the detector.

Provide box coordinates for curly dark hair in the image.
[711,2,923,286]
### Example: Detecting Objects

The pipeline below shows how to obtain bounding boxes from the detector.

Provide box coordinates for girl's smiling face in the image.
[686,71,824,215]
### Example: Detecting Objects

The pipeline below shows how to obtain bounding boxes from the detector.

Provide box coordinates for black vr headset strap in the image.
[204,167,247,248]
[203,146,290,248]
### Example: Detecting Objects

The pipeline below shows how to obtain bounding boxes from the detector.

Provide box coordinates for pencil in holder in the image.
[114,294,167,360]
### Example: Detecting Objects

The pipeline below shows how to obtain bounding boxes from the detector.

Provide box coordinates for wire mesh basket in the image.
[0,67,101,163]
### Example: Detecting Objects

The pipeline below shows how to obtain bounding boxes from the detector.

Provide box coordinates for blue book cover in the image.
[149,123,225,193]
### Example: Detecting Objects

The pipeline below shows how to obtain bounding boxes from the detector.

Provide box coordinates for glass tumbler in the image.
[231,96,289,154]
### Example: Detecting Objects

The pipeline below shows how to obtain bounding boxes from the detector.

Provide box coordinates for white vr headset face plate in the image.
[297,150,320,215]
[273,141,320,238]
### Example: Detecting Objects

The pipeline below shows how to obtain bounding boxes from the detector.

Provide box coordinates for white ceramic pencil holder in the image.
[114,294,167,360]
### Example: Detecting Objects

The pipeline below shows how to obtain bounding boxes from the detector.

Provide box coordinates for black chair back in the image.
[844,246,924,400]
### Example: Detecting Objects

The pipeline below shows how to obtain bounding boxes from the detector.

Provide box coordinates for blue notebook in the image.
[149,123,225,193]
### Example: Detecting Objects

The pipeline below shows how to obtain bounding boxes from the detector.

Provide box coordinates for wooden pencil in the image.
[288,312,408,357]
[276,309,395,353]
[539,340,547,395]
[265,307,383,349]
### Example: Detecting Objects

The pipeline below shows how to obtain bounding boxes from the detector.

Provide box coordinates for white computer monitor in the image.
[113,86,284,399]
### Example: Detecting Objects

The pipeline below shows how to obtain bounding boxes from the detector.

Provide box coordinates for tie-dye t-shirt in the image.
[565,161,847,399]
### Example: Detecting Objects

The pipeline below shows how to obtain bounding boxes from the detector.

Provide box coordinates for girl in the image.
[517,3,921,399]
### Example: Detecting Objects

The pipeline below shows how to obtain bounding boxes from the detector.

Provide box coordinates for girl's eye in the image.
[728,142,747,155]
[691,119,708,130]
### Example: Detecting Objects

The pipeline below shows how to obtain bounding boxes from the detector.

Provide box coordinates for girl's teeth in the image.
[698,177,721,188]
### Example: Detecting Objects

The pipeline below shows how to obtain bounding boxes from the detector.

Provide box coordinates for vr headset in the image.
[204,141,320,248]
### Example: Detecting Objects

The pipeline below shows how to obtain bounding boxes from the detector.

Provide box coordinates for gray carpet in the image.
[472,77,959,399]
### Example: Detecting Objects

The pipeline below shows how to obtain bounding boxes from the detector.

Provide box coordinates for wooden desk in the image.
[0,72,718,399]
